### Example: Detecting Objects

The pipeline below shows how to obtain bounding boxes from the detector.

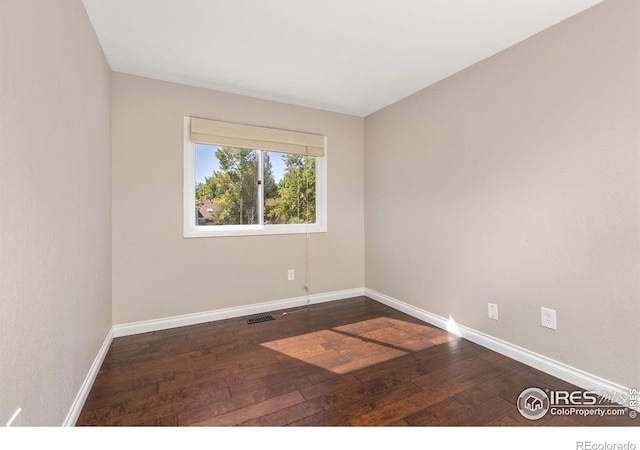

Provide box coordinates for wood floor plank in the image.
[188,391,306,426]
[351,339,478,384]
[454,377,511,409]
[89,370,175,396]
[291,381,424,426]
[227,365,320,397]
[342,389,445,426]
[299,374,361,400]
[411,354,492,389]
[78,383,231,426]
[256,398,326,426]
[441,395,513,426]
[81,383,159,413]
[342,369,492,426]
[329,348,408,375]
[177,374,310,426]
[404,397,470,426]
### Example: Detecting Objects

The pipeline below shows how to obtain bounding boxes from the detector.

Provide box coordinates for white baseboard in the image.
[113,287,366,338]
[365,288,637,410]
[63,328,113,426]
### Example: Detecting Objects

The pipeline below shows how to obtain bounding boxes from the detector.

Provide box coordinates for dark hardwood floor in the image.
[76,297,637,426]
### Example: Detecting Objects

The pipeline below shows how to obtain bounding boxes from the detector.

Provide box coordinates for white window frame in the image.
[183,117,327,238]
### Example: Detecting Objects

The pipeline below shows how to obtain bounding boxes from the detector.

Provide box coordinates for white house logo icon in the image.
[517,388,550,420]
[525,395,543,412]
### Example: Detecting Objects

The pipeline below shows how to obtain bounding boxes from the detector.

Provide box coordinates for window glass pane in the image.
[195,144,259,225]
[264,151,316,225]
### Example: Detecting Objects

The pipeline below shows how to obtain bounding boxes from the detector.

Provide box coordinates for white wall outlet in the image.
[287,269,295,281]
[541,307,557,330]
[488,303,499,320]
[6,408,21,427]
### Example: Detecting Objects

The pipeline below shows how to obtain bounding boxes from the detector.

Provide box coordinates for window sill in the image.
[183,223,327,238]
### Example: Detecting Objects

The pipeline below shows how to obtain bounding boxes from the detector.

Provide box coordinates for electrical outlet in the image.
[6,408,21,427]
[488,303,499,320]
[541,307,557,330]
[287,269,295,281]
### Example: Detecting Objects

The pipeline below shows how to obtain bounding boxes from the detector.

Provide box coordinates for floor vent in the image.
[247,315,275,325]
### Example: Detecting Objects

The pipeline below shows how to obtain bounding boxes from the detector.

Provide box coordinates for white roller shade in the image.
[191,117,325,157]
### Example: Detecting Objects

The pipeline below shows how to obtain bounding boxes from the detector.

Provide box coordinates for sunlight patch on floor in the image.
[260,316,456,374]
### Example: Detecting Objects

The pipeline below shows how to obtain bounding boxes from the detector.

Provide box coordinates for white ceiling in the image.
[82,0,603,117]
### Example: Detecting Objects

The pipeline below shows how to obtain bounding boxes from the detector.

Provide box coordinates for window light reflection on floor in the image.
[260,316,460,374]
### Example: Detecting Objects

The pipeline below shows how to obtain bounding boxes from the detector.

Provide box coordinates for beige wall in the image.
[0,0,112,425]
[111,74,364,325]
[365,0,639,388]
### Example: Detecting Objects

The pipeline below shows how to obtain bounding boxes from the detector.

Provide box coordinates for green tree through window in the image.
[268,155,316,224]
[195,146,316,227]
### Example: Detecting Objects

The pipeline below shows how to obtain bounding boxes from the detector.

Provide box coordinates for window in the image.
[184,117,327,237]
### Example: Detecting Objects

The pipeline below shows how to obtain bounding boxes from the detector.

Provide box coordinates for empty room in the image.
[1,0,638,440]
